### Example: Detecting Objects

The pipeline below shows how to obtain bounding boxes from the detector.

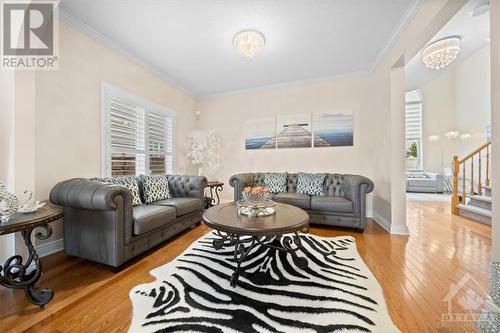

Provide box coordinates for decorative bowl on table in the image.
[241,186,269,202]
[238,186,276,217]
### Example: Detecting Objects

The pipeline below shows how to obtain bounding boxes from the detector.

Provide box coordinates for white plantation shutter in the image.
[102,84,175,177]
[148,112,174,175]
[405,102,422,140]
[109,99,146,176]
[405,90,423,170]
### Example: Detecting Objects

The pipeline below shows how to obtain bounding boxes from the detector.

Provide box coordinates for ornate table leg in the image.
[256,232,309,269]
[0,224,54,307]
[211,185,223,206]
[230,237,256,287]
[282,233,308,269]
[212,230,310,287]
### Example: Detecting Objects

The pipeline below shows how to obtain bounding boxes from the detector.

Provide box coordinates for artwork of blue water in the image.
[246,137,273,149]
[315,131,353,146]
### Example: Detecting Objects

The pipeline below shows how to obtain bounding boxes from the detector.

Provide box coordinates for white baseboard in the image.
[370,212,409,235]
[370,212,391,233]
[390,224,410,235]
[36,238,64,257]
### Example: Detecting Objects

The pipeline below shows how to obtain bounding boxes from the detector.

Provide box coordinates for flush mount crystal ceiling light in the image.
[233,30,265,58]
[422,37,461,70]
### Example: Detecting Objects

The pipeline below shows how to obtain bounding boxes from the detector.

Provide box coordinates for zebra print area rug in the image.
[129,232,399,333]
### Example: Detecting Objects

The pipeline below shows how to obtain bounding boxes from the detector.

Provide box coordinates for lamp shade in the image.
[428,135,441,143]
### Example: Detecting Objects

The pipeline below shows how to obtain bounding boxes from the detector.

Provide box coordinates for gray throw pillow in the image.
[140,175,171,204]
[264,173,287,193]
[296,172,326,196]
[101,176,142,206]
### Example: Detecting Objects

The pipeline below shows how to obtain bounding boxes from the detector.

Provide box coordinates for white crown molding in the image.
[198,70,370,100]
[369,0,424,72]
[59,9,197,100]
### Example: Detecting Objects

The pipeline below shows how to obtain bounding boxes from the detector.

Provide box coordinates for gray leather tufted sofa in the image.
[50,175,207,267]
[229,173,373,232]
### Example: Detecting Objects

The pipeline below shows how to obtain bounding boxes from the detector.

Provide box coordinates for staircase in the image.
[452,141,492,225]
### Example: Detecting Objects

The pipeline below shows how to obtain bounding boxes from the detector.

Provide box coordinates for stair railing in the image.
[452,141,491,215]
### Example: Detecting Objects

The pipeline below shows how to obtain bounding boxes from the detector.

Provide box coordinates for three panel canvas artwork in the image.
[245,112,353,150]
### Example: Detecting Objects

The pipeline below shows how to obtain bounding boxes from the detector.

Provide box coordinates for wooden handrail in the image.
[458,141,492,163]
[451,141,492,215]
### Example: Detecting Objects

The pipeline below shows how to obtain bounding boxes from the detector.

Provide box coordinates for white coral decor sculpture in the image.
[187,129,222,177]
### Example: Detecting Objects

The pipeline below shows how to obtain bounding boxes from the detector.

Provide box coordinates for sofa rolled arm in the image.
[50,178,133,211]
[229,173,255,201]
[342,175,374,223]
[167,175,207,202]
[342,175,374,199]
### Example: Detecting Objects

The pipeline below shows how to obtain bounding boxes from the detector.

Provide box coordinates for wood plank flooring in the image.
[0,197,492,332]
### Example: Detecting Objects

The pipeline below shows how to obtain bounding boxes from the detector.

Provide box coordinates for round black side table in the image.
[204,181,224,208]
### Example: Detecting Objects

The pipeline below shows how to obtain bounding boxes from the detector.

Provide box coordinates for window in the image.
[101,83,175,177]
[405,90,423,171]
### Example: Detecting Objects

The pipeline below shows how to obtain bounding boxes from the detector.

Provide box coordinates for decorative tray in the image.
[237,199,276,217]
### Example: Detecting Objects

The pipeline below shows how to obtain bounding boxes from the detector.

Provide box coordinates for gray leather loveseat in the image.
[50,175,206,267]
[230,173,373,232]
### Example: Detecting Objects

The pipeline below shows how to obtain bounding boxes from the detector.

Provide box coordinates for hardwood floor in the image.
[0,198,491,333]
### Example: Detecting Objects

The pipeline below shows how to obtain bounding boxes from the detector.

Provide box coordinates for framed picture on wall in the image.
[276,114,312,149]
[244,118,276,149]
[312,112,353,147]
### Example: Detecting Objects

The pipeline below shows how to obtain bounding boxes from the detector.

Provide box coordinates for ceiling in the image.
[405,0,490,91]
[60,0,420,98]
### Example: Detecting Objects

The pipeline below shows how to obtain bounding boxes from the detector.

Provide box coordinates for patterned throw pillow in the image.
[140,175,171,204]
[264,173,287,193]
[296,172,326,196]
[102,176,142,206]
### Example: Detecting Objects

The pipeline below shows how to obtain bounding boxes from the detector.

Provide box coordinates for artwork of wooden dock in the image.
[276,124,312,148]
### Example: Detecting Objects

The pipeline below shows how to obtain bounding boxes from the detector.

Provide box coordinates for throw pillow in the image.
[264,173,287,193]
[296,172,326,196]
[140,175,171,204]
[102,176,142,206]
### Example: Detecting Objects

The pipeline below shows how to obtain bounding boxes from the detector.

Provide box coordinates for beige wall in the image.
[198,75,375,215]
[420,69,456,173]
[198,0,465,229]
[0,71,16,262]
[28,23,198,245]
[4,0,470,253]
[455,46,491,156]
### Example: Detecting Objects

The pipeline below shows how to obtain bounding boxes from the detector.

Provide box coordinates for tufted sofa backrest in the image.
[250,173,345,197]
[165,175,206,199]
[133,175,206,201]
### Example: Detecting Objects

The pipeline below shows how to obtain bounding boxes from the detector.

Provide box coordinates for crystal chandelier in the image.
[422,37,461,70]
[233,30,265,58]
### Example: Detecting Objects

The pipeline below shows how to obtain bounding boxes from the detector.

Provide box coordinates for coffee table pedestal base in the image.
[212,231,309,287]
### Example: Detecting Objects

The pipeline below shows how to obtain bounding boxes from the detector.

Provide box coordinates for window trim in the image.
[100,82,176,177]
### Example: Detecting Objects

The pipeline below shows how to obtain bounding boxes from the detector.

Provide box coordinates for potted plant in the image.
[406,142,419,170]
